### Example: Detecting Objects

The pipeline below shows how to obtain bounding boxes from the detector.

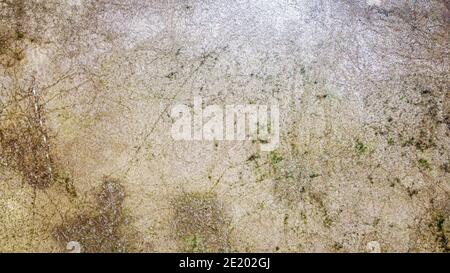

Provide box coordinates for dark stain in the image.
[172,192,232,252]
[53,178,140,253]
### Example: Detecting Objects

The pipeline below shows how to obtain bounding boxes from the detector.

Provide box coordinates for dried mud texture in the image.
[172,193,232,252]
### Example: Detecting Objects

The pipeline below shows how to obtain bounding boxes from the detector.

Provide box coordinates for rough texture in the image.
[0,0,449,252]
[172,192,231,252]
[53,178,139,253]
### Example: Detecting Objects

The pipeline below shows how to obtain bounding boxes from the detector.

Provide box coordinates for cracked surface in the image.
[0,0,449,252]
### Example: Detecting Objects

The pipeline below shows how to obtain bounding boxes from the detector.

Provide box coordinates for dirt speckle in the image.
[172,192,232,252]
[53,178,140,253]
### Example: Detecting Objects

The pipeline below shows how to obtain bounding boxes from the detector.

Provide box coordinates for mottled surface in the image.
[0,0,449,252]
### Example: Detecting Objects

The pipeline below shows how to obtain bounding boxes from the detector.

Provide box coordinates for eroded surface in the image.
[0,0,449,252]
